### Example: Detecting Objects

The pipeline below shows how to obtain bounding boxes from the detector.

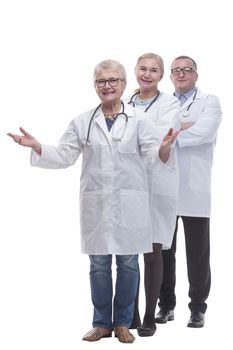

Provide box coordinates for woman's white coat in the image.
[30,104,163,255]
[124,93,180,249]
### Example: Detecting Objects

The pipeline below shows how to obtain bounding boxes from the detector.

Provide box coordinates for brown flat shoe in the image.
[82,327,112,341]
[114,326,135,343]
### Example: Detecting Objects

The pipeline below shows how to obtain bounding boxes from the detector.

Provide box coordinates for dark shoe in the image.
[114,326,135,343]
[155,309,174,324]
[137,323,156,337]
[187,311,205,328]
[82,327,112,341]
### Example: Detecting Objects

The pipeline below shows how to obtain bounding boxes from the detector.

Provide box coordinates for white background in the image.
[0,0,232,349]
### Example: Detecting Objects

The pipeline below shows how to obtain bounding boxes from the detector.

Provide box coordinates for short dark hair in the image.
[171,56,197,71]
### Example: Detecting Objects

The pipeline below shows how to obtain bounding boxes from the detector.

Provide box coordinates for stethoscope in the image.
[86,101,128,145]
[128,90,160,112]
[180,89,197,117]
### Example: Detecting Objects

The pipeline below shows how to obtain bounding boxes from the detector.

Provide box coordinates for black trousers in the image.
[130,243,163,328]
[158,216,211,314]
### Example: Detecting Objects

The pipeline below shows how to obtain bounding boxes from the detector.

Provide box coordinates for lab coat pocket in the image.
[80,190,102,232]
[120,189,150,228]
[117,140,137,154]
[189,156,211,193]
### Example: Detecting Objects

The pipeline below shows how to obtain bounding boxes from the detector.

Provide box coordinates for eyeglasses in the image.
[171,67,196,75]
[95,78,124,88]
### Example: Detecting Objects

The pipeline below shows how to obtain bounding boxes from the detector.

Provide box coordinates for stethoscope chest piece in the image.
[182,110,190,117]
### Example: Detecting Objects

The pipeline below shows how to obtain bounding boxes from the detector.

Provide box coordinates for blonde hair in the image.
[136,53,164,76]
[93,59,127,82]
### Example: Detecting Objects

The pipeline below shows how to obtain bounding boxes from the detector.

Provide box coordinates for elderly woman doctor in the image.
[8,59,177,344]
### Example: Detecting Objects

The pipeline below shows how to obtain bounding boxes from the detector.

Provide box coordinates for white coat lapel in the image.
[181,88,201,111]
[111,104,134,141]
[94,112,113,145]
[181,95,194,111]
[111,113,126,140]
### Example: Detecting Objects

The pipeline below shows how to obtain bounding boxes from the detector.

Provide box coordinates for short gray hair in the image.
[171,55,197,71]
[93,59,127,82]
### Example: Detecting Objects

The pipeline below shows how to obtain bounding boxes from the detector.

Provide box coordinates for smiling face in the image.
[94,68,126,105]
[170,58,198,94]
[135,57,164,95]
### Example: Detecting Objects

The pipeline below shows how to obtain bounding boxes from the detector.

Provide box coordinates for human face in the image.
[170,58,198,94]
[135,58,163,94]
[94,69,126,105]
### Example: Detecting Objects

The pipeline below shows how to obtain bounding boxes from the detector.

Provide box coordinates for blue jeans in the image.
[89,254,139,329]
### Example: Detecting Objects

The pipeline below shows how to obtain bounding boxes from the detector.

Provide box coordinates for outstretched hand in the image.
[159,128,179,163]
[7,127,42,154]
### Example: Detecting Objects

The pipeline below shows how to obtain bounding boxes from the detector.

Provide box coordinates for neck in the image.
[139,88,159,100]
[176,86,196,95]
[102,101,122,116]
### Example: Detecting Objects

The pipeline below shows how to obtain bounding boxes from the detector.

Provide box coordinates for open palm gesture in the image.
[7,127,41,154]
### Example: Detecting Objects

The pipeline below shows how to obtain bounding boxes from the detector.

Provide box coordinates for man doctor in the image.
[155,56,222,328]
[8,59,177,343]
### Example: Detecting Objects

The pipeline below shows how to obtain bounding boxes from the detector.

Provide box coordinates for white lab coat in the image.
[124,93,181,249]
[177,88,222,217]
[30,103,164,255]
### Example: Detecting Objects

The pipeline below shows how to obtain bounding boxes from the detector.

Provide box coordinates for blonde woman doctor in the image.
[8,59,178,344]
[124,53,181,336]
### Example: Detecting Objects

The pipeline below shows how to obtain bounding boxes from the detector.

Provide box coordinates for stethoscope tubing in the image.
[86,101,128,144]
[181,89,198,117]
[128,91,160,112]
[86,103,101,145]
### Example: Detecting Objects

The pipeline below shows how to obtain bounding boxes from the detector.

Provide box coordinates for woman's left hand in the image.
[159,128,179,163]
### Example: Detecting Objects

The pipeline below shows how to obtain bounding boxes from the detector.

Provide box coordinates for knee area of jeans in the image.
[89,255,112,272]
[116,255,138,269]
